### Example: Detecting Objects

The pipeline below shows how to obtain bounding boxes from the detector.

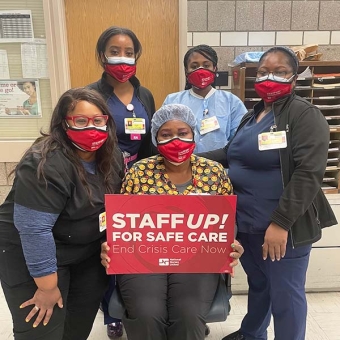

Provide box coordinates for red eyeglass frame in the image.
[65,115,109,127]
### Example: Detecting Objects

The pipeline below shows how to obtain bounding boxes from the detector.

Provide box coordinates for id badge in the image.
[258,131,287,151]
[124,118,146,134]
[200,116,220,135]
[99,212,106,232]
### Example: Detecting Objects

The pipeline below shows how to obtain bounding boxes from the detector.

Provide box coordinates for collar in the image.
[189,87,216,99]
[156,154,200,194]
[253,92,296,116]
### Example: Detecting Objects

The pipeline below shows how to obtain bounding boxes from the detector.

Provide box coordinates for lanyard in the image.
[203,99,209,116]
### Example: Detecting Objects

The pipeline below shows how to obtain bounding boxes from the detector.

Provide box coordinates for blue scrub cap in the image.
[151,104,196,146]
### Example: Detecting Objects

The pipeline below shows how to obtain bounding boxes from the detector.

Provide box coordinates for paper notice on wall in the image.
[21,39,49,78]
[0,50,9,79]
[0,10,34,43]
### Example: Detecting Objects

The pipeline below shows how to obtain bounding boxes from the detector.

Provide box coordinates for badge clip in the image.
[270,124,277,133]
[126,103,136,118]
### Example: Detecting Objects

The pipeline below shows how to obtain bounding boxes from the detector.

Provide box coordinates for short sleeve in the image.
[218,163,233,195]
[229,94,248,137]
[120,166,138,194]
[14,154,71,214]
[162,94,170,106]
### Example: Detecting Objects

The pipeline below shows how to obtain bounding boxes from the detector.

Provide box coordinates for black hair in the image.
[13,88,118,199]
[183,45,218,90]
[17,81,36,93]
[184,44,218,69]
[96,26,142,68]
[259,46,299,74]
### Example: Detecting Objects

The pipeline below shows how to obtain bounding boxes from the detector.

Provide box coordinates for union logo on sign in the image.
[159,258,169,266]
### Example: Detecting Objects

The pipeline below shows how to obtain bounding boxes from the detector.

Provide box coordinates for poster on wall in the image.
[0,10,34,43]
[0,79,42,117]
[105,194,236,274]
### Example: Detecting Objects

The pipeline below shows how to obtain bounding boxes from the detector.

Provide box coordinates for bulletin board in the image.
[0,1,53,139]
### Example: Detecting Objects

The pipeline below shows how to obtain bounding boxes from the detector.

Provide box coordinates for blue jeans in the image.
[238,232,312,340]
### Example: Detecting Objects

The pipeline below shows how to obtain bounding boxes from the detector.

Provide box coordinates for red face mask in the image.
[187,68,216,89]
[254,80,293,103]
[157,138,195,165]
[66,126,108,152]
[104,63,136,83]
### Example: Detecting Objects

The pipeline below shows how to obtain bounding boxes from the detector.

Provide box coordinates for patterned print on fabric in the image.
[121,154,232,196]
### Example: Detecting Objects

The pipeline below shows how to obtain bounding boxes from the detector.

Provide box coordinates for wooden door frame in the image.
[43,0,187,107]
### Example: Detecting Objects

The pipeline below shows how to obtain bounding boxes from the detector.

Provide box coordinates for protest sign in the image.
[105,194,236,274]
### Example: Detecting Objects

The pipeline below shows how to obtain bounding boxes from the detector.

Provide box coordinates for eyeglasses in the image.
[65,115,108,128]
[256,70,294,81]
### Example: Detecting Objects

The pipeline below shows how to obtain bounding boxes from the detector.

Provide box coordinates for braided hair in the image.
[184,45,218,90]
[259,46,299,74]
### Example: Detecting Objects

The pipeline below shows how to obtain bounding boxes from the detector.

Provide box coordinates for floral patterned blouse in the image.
[120,154,233,196]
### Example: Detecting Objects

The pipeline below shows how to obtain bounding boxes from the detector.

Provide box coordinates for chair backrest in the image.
[108,284,125,320]
[108,274,232,323]
[205,274,231,323]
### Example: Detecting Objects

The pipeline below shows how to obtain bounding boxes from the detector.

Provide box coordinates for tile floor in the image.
[1,289,339,339]
[89,292,340,340]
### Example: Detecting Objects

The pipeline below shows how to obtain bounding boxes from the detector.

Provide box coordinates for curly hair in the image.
[14,87,119,198]
[17,81,36,93]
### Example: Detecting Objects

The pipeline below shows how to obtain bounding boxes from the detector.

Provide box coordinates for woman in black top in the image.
[200,47,337,340]
[0,88,124,340]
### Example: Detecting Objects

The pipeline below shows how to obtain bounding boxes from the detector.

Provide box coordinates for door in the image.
[64,0,179,109]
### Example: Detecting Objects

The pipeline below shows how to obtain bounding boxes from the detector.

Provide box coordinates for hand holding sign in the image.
[101,242,111,269]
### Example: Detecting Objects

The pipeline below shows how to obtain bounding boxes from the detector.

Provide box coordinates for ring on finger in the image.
[34,305,39,311]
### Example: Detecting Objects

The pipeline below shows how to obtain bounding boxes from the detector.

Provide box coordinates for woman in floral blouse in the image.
[102,104,243,340]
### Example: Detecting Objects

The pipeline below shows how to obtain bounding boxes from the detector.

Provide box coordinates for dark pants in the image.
[1,251,108,340]
[117,273,219,340]
[101,275,121,325]
[238,232,312,340]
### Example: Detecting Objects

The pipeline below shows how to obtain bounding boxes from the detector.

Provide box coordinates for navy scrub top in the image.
[227,111,284,233]
[107,90,150,166]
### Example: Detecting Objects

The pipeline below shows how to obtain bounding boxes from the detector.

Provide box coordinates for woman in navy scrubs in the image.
[88,26,156,338]
[200,47,337,340]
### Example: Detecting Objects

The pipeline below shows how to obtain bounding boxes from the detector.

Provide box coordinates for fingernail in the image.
[271,259,275,262]
[25,319,29,323]
[231,243,235,248]
[33,324,37,328]
[19,305,23,309]
[43,323,47,326]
